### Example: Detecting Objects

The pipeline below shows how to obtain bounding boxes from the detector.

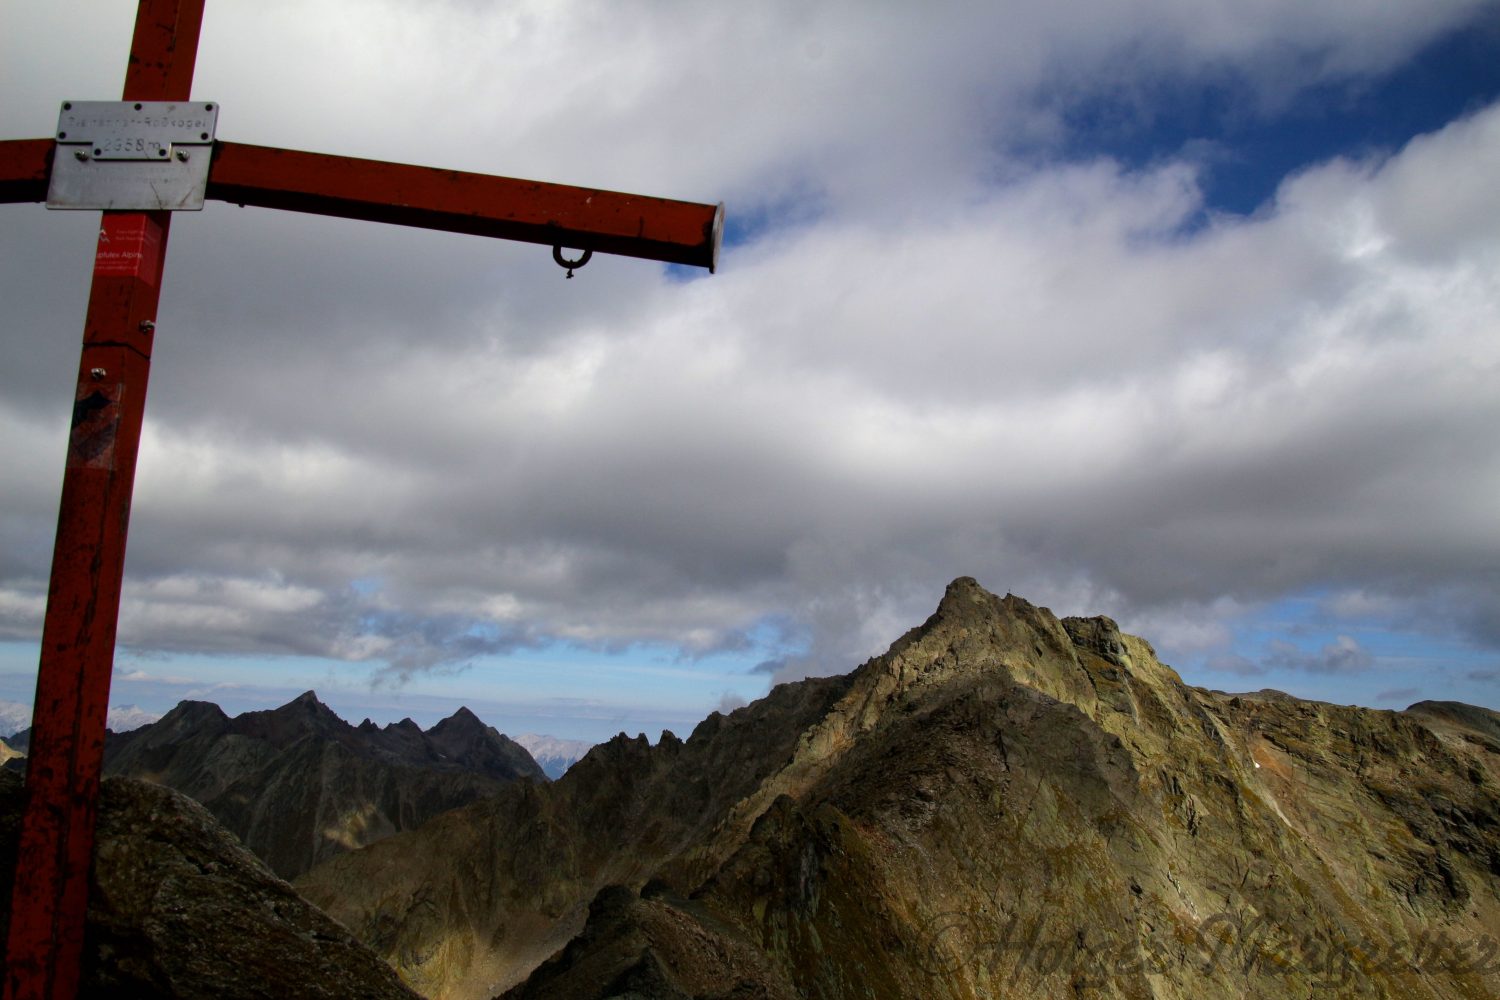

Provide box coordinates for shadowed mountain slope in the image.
[0,770,419,999]
[297,675,853,997]
[296,579,1500,1000]
[104,691,544,879]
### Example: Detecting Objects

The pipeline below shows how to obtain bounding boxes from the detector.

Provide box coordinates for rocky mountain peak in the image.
[865,579,1188,732]
[554,731,656,781]
[241,689,351,749]
[425,707,545,784]
[137,699,231,746]
[160,698,230,724]
[681,579,1196,874]
[283,689,340,718]
[932,573,999,615]
[427,705,485,736]
[858,579,1095,719]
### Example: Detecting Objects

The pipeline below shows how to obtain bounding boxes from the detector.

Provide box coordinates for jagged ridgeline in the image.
[2,578,1497,999]
[102,691,546,879]
[286,579,1500,1000]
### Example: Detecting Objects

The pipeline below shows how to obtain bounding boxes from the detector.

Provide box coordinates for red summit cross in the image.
[0,2,721,997]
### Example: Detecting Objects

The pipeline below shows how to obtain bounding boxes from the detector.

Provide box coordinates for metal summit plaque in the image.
[47,100,219,210]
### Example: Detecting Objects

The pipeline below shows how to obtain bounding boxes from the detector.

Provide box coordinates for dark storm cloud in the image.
[3,0,1499,696]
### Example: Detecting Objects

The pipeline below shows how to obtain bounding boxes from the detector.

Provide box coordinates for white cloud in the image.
[0,589,47,631]
[1265,635,1375,674]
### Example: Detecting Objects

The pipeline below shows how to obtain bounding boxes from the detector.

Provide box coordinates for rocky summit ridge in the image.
[104,691,545,879]
[294,578,1500,999]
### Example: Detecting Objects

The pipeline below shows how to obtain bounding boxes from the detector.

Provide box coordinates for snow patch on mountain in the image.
[514,733,596,779]
[0,701,161,743]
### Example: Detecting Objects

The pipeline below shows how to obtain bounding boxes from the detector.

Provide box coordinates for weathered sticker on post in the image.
[93,215,163,285]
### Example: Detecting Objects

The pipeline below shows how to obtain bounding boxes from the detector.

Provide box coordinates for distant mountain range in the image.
[101,691,547,879]
[2,695,597,869]
[0,700,160,742]
[0,695,588,997]
[4,701,595,776]
[514,733,596,779]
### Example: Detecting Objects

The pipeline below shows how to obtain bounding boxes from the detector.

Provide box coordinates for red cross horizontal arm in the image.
[0,139,52,204]
[0,138,723,270]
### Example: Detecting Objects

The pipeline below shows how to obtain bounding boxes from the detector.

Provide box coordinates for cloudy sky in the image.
[2,0,1498,743]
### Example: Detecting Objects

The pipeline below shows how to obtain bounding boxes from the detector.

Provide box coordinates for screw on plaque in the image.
[552,246,592,279]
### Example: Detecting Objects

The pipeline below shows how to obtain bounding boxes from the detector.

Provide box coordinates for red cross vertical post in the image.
[2,3,205,997]
[0,2,721,997]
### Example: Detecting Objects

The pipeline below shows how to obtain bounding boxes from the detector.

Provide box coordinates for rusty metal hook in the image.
[552,245,592,278]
